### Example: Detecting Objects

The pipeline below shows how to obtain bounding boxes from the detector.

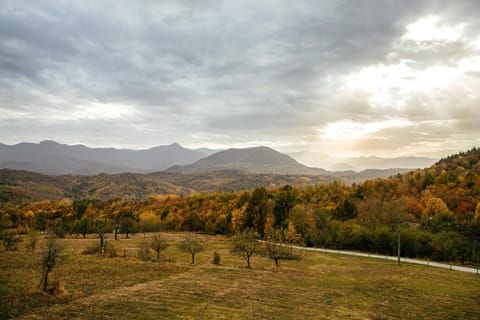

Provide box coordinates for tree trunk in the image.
[82,232,86,239]
[100,235,105,255]
[397,223,401,266]
[191,253,195,264]
[157,251,160,261]
[42,271,49,292]
[247,255,251,268]
[274,258,279,269]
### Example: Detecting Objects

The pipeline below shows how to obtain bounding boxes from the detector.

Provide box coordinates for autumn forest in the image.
[2,148,480,266]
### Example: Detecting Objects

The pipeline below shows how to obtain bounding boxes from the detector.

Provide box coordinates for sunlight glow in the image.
[458,56,480,73]
[320,119,412,140]
[72,103,136,120]
[473,37,480,51]
[339,15,480,111]
[344,61,461,108]
[402,16,464,43]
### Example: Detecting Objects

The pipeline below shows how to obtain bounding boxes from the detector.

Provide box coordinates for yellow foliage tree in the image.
[474,203,480,223]
[231,204,247,232]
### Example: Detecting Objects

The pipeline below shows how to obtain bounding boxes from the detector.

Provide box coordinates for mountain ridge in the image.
[1,140,429,177]
[0,140,207,175]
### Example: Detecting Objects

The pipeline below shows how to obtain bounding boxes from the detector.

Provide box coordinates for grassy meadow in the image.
[1,232,479,320]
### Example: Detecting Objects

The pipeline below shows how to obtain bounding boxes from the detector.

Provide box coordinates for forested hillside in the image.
[0,169,332,202]
[0,166,407,203]
[1,148,479,264]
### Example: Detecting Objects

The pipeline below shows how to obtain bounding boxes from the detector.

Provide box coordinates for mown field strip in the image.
[294,245,480,274]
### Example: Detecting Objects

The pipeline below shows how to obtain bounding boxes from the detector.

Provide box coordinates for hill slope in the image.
[167,146,411,180]
[0,168,333,202]
[167,146,330,175]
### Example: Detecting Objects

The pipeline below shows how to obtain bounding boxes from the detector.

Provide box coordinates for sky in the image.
[0,0,479,157]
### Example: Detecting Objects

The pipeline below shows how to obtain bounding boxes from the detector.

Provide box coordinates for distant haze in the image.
[289,151,437,171]
[1,1,479,157]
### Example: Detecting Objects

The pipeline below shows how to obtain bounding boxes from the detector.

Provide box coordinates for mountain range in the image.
[0,140,207,175]
[289,151,437,171]
[0,140,432,177]
[0,141,433,202]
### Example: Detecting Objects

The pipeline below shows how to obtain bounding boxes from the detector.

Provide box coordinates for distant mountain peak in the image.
[39,140,60,145]
[167,145,328,175]
[169,142,182,148]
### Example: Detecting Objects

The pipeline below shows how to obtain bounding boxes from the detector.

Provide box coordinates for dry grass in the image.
[1,232,479,319]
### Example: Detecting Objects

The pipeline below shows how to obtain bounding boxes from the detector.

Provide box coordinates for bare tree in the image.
[26,229,41,252]
[1,229,22,251]
[230,229,260,268]
[150,235,169,261]
[39,231,63,293]
[178,235,204,264]
[93,218,111,255]
[263,229,302,270]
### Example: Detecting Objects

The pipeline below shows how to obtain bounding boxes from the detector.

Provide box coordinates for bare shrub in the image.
[1,229,22,251]
[26,229,41,252]
[82,241,117,257]
[38,231,63,293]
[212,251,221,265]
[138,240,153,261]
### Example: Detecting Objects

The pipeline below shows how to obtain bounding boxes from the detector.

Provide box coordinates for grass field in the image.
[1,232,479,319]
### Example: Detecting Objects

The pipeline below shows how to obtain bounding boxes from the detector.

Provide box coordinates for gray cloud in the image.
[1,0,479,156]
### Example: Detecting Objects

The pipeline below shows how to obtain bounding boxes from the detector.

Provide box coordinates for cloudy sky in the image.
[1,0,479,157]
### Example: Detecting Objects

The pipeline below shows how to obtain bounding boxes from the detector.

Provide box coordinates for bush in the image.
[106,242,118,258]
[212,251,221,265]
[138,240,153,261]
[414,231,433,258]
[82,241,118,257]
[372,227,392,255]
[82,243,100,255]
[432,231,464,261]
[400,229,418,258]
